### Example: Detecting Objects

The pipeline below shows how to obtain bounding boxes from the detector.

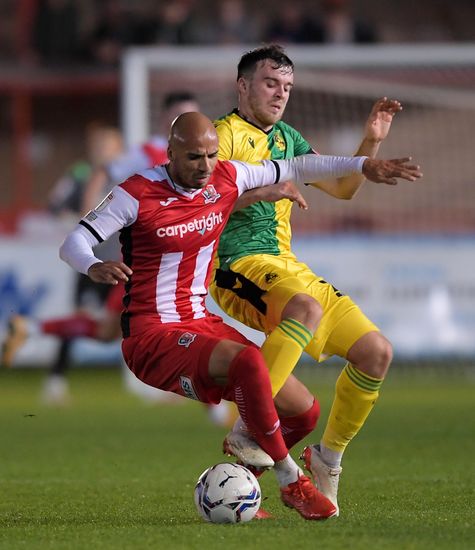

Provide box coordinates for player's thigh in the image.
[305,291,379,361]
[122,317,254,404]
[211,254,318,333]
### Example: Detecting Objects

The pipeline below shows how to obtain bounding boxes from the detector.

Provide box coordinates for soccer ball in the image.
[194,462,261,524]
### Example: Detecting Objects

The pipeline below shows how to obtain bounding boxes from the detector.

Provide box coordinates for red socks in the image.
[224,346,288,462]
[41,313,99,339]
[280,399,320,450]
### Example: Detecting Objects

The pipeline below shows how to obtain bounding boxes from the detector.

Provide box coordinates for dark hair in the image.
[162,91,197,110]
[237,44,294,81]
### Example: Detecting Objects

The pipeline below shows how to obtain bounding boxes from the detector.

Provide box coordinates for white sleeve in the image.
[80,185,139,241]
[59,185,139,274]
[232,155,367,195]
[59,225,102,275]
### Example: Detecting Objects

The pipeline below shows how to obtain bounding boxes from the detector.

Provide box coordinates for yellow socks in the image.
[322,363,383,453]
[261,318,313,397]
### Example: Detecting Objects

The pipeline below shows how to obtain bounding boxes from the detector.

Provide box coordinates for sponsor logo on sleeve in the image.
[85,211,97,222]
[95,192,114,212]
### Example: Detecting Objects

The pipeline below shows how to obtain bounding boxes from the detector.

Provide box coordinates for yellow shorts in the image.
[210,253,379,362]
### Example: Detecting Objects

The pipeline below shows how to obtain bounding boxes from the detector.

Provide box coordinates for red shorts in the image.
[121,314,257,404]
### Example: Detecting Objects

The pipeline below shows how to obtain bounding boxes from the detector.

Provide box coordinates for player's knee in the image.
[242,346,269,378]
[368,333,393,377]
[349,331,393,378]
[230,345,268,381]
[282,293,322,332]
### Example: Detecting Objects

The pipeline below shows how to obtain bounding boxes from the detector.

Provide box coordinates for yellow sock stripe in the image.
[347,364,383,391]
[278,319,312,349]
[281,318,313,347]
[278,324,307,349]
[345,364,383,393]
[282,318,314,341]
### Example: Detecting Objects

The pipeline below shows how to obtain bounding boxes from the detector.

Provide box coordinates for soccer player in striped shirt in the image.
[59,112,420,520]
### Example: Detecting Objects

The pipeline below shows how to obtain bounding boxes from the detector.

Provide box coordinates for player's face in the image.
[168,132,219,190]
[239,60,294,130]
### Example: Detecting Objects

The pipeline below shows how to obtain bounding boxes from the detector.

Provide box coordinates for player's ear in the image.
[237,76,247,94]
[167,146,173,162]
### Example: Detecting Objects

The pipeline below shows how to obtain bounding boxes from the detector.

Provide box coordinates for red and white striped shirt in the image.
[60,155,365,336]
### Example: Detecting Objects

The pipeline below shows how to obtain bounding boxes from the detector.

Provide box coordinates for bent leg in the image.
[321,331,392,460]
[261,291,321,396]
[211,256,323,396]
[214,342,288,463]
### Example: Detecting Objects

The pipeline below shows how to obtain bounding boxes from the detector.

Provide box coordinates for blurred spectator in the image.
[48,125,123,223]
[29,0,82,66]
[192,0,260,44]
[85,0,151,66]
[149,0,199,45]
[27,125,123,404]
[0,2,15,61]
[312,0,379,44]
[82,91,200,212]
[265,0,378,44]
[264,2,320,44]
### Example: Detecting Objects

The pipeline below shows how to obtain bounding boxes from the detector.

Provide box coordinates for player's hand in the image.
[88,261,133,285]
[362,157,423,185]
[364,97,402,143]
[234,181,308,211]
[258,181,308,209]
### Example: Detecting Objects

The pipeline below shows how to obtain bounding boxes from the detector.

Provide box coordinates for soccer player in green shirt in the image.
[211,44,407,517]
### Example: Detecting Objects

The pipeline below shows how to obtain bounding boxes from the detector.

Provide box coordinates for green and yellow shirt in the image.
[215,110,313,268]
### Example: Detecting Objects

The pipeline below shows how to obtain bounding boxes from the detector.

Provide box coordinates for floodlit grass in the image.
[0,365,474,549]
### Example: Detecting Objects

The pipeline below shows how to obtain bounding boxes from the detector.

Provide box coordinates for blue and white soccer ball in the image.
[194,462,261,524]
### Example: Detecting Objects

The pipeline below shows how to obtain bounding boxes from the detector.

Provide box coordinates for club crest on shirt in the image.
[95,192,114,212]
[202,184,221,204]
[178,332,196,348]
[273,132,286,152]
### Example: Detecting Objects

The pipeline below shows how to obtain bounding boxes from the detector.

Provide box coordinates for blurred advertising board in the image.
[2,235,474,366]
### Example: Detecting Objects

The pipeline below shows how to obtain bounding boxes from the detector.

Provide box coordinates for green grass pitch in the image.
[0,365,474,550]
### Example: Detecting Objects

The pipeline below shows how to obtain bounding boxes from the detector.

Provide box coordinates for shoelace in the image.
[290,477,308,498]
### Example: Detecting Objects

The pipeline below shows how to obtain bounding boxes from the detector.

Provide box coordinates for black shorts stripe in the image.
[79,220,104,243]
[214,268,267,315]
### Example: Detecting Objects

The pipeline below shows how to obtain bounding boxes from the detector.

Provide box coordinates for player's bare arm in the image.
[309,97,403,199]
[233,180,308,212]
[88,261,132,285]
[363,97,402,144]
